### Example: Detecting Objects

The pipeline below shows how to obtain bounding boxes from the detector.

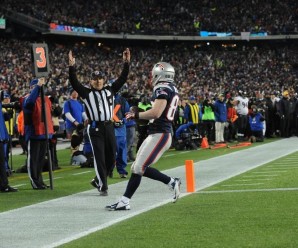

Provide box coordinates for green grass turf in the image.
[60,150,298,248]
[1,139,277,212]
[2,138,298,247]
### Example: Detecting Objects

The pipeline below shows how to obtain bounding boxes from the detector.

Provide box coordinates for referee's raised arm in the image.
[111,48,131,93]
[68,50,89,99]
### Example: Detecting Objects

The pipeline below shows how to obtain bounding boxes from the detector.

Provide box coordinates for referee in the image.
[68,48,131,196]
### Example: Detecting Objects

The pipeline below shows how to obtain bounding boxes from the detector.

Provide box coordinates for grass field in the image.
[60,148,298,248]
[1,138,298,247]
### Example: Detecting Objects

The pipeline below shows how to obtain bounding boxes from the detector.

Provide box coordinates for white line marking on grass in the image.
[242,175,279,177]
[164,154,176,157]
[44,177,63,181]
[72,171,92,176]
[221,183,264,186]
[252,171,286,174]
[268,166,298,169]
[268,164,298,168]
[180,151,191,154]
[235,179,273,181]
[272,162,297,164]
[259,170,288,173]
[13,184,26,187]
[198,187,298,194]
[261,167,292,170]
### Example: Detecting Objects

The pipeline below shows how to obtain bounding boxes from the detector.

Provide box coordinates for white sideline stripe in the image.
[43,199,172,248]
[72,171,92,176]
[221,183,264,186]
[198,187,298,194]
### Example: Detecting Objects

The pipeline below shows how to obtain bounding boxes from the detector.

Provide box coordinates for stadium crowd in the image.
[2,0,298,35]
[1,38,298,105]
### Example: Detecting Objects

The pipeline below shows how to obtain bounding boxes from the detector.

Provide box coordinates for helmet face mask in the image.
[151,62,175,86]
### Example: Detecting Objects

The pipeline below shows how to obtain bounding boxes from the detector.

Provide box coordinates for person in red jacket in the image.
[23,78,54,190]
[226,97,238,142]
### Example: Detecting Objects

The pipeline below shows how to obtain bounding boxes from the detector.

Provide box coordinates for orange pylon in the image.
[185,160,195,192]
[200,137,209,148]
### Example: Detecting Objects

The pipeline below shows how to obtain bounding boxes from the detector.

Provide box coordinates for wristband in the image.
[135,112,139,119]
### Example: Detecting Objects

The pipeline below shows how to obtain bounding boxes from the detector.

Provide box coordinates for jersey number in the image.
[166,95,179,121]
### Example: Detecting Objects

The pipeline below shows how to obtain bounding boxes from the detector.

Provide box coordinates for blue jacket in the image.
[0,103,9,141]
[114,94,130,137]
[249,113,264,131]
[214,99,227,122]
[175,122,193,139]
[63,99,85,129]
[23,85,53,141]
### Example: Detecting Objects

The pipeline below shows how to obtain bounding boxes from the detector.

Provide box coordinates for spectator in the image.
[201,98,215,144]
[214,93,227,143]
[226,97,238,142]
[63,89,88,139]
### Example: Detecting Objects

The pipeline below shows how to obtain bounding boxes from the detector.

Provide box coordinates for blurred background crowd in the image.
[0,0,298,173]
[1,38,298,107]
[2,0,298,35]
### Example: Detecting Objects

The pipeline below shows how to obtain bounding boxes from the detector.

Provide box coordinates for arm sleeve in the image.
[69,66,90,99]
[111,62,129,93]
[65,112,76,123]
[82,112,88,121]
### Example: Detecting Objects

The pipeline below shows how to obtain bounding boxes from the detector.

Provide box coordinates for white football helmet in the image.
[151,62,175,86]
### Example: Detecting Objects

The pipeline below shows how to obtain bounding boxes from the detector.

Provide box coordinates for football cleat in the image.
[170,178,181,203]
[106,200,131,211]
[0,185,18,193]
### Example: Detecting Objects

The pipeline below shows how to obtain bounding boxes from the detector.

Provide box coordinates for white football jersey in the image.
[234,96,249,115]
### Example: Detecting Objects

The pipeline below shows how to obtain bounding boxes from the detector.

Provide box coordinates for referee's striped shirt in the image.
[69,63,129,122]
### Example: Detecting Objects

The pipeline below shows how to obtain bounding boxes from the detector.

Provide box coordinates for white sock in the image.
[120,196,130,204]
[168,177,175,186]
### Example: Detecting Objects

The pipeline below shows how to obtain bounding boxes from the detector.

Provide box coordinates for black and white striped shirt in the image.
[69,63,129,122]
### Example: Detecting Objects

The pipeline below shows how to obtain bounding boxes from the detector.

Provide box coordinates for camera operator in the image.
[0,90,18,192]
[174,122,199,150]
[249,105,265,142]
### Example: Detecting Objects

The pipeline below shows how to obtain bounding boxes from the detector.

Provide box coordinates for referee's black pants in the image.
[87,121,116,191]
